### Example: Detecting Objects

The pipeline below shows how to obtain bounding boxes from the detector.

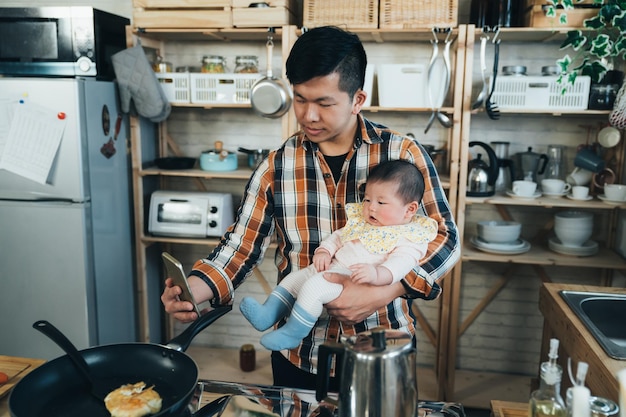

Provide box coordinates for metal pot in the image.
[316,329,417,417]
[250,33,292,119]
[9,307,231,417]
[238,147,270,169]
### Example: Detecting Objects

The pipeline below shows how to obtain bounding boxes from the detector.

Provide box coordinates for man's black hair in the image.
[285,26,367,98]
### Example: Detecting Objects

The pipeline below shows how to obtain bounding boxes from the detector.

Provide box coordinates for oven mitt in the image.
[111,44,171,123]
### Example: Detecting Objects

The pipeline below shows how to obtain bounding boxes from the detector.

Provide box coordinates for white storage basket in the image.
[491,75,591,111]
[190,73,263,104]
[377,63,446,108]
[156,72,191,104]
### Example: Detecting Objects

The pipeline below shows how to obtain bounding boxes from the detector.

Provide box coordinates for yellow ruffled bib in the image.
[339,203,438,254]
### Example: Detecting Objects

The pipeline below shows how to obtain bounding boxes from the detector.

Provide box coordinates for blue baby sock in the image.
[239,286,295,331]
[260,303,317,350]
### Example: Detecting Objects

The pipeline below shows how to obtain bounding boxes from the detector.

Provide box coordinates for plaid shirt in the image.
[190,114,460,373]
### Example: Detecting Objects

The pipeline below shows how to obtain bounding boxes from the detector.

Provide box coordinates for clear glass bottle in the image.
[530,339,567,417]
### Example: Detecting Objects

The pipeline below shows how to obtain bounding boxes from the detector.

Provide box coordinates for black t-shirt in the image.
[323,153,348,184]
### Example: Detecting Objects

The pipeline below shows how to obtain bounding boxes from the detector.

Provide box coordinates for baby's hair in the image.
[367,160,426,203]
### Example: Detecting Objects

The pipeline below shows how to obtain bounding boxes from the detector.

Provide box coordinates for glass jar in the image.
[201,55,226,73]
[234,55,259,73]
[239,344,256,372]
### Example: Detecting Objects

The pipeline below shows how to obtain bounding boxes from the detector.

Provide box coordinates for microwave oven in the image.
[149,191,234,238]
[0,7,129,80]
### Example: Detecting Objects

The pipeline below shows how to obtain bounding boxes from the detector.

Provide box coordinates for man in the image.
[161,25,460,390]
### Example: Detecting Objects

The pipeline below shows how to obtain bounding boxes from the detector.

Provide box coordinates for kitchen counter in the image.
[539,283,626,404]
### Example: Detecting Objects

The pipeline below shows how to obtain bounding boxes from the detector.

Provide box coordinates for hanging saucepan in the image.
[250,30,292,119]
[9,306,231,417]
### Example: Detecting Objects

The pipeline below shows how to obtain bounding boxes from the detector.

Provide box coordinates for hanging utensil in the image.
[424,30,439,134]
[250,28,293,119]
[472,34,489,110]
[485,33,501,120]
[436,30,454,128]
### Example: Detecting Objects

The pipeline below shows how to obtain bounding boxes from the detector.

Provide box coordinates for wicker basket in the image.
[303,0,379,29]
[380,0,458,29]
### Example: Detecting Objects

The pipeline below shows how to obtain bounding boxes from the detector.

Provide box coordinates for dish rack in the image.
[190,73,263,104]
[491,75,591,111]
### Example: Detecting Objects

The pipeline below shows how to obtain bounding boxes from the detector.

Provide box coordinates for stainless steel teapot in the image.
[316,329,417,417]
[467,141,499,197]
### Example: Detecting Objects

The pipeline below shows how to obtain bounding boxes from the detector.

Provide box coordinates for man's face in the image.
[292,72,366,153]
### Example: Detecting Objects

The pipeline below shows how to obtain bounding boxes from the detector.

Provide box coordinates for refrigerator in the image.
[0,77,137,360]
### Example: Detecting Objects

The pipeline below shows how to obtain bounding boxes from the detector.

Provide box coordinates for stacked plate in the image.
[598,194,626,206]
[548,237,599,257]
[470,236,531,255]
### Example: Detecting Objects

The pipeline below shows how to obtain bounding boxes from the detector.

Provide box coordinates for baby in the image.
[240,159,438,350]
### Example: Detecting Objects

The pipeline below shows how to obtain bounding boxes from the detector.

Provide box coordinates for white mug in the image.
[512,180,537,197]
[571,186,589,200]
[541,179,571,194]
[566,167,593,186]
[604,184,626,201]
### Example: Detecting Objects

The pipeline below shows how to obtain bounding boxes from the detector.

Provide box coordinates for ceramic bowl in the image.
[554,211,593,246]
[477,221,522,243]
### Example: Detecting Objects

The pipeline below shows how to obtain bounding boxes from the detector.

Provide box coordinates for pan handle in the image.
[33,320,94,384]
[167,305,232,351]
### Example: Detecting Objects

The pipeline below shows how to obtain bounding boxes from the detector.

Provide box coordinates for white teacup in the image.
[571,186,590,200]
[566,167,593,186]
[541,179,571,194]
[512,180,537,197]
[604,184,626,201]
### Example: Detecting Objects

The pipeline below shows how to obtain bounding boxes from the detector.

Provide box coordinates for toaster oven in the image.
[149,191,234,238]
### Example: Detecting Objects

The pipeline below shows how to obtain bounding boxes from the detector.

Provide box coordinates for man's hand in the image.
[323,272,405,325]
[161,276,214,323]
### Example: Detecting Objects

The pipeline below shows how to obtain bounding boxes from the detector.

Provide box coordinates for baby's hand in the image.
[349,263,378,284]
[313,250,332,272]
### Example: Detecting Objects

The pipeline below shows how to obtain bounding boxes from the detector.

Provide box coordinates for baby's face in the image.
[361,181,413,227]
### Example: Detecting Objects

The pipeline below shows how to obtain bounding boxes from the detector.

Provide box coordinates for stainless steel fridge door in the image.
[0,199,97,360]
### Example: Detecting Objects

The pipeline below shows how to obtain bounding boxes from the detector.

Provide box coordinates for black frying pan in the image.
[9,306,231,417]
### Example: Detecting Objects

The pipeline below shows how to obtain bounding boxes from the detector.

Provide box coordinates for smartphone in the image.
[162,252,201,316]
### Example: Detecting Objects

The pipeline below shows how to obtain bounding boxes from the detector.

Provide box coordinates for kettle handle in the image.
[469,141,500,186]
[316,342,344,403]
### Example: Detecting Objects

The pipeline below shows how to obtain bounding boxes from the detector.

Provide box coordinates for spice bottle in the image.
[239,344,256,372]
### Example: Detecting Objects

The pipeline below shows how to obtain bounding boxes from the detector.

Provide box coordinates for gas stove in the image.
[190,379,466,417]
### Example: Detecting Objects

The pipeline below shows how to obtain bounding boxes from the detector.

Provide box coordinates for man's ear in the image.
[352,89,367,114]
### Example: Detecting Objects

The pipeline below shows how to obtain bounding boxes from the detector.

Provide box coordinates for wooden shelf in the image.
[465,195,625,209]
[462,240,626,269]
[140,166,254,180]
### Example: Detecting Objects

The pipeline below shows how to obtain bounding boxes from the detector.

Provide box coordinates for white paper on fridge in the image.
[0,102,66,184]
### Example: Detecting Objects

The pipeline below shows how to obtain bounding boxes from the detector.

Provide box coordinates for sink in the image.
[560,290,626,360]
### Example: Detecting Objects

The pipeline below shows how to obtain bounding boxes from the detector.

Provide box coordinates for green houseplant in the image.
[546,0,626,84]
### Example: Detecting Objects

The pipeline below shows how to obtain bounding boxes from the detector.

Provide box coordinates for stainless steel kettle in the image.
[467,141,499,197]
[316,329,417,417]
